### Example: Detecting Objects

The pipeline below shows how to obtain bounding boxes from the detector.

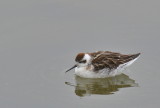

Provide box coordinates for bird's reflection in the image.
[65,74,138,97]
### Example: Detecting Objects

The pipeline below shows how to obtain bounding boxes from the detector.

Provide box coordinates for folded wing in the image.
[91,51,140,71]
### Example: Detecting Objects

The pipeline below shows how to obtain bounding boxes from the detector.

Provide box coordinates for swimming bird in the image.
[66,51,140,78]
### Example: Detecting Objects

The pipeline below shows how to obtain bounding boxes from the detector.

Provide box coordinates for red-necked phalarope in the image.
[66,51,140,78]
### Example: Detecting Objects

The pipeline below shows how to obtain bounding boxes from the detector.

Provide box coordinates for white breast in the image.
[75,66,112,78]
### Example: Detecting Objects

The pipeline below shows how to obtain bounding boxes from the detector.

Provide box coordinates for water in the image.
[0,0,160,108]
[66,74,138,97]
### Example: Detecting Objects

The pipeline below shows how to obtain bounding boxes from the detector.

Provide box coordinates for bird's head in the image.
[66,53,92,73]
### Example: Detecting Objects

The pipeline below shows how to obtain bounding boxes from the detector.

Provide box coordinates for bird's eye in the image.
[79,60,86,63]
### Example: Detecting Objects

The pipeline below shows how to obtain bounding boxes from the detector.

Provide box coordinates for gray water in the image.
[0,0,160,108]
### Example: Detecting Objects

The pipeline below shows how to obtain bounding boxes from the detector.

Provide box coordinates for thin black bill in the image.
[65,65,77,73]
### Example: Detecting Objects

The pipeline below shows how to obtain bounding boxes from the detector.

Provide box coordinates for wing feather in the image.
[91,51,140,71]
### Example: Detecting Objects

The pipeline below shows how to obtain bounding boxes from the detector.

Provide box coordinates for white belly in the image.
[75,67,116,78]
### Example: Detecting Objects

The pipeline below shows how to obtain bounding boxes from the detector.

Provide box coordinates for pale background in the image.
[0,0,160,108]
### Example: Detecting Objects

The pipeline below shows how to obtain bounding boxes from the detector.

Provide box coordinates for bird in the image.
[66,51,140,78]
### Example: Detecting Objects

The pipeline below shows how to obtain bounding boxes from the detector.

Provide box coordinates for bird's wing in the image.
[91,51,140,71]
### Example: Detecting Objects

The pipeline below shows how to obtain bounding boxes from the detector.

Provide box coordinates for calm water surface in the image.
[66,74,138,97]
[0,0,160,108]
